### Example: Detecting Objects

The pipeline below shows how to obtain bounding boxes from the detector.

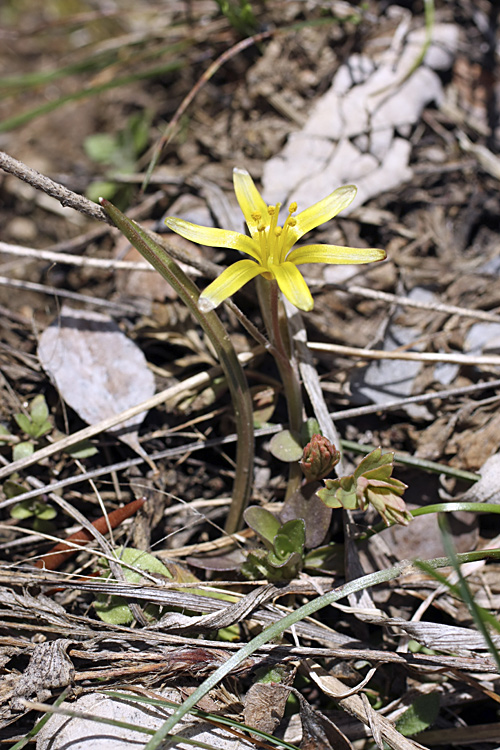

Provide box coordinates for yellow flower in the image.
[165,168,386,312]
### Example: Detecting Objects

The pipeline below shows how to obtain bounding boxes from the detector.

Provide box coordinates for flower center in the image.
[253,202,297,267]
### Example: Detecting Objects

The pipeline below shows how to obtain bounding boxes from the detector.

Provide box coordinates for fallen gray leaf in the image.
[37,689,255,750]
[38,306,155,456]
[461,452,500,504]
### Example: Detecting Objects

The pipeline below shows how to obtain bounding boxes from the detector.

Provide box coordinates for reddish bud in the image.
[300,434,340,481]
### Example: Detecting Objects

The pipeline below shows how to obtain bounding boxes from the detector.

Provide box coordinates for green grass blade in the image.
[0,59,184,133]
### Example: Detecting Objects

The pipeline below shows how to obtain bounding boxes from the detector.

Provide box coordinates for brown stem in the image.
[35,497,145,571]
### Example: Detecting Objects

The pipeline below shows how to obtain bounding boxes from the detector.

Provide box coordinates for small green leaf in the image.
[254,664,292,685]
[318,475,357,509]
[66,439,99,459]
[240,549,272,580]
[301,418,321,445]
[94,598,161,626]
[10,500,35,520]
[13,441,34,461]
[354,447,393,479]
[3,479,28,499]
[244,506,280,548]
[30,394,49,425]
[94,547,173,625]
[0,424,14,444]
[84,133,118,164]
[14,413,33,436]
[269,429,303,462]
[274,519,305,559]
[395,693,440,736]
[33,501,57,521]
[31,420,52,439]
[111,547,173,580]
[267,549,302,573]
[266,520,305,574]
[86,180,117,203]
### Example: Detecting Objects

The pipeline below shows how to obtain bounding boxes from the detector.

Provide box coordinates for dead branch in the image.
[0,150,111,225]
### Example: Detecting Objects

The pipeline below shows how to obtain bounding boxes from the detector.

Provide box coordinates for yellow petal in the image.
[270,261,314,311]
[198,259,264,312]
[233,168,268,240]
[165,217,260,260]
[287,244,386,265]
[291,185,357,243]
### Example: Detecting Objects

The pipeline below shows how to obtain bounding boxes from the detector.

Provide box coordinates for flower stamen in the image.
[257,222,267,264]
[275,204,298,262]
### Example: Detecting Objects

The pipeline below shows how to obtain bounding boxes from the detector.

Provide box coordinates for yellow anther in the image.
[267,205,276,216]
[288,202,297,214]
[257,223,266,232]
[251,211,261,222]
[288,217,297,227]
[274,226,282,237]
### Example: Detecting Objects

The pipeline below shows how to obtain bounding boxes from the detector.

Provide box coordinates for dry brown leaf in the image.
[11,639,74,711]
[243,682,290,736]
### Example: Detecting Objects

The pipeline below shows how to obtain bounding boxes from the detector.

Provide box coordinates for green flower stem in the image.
[257,277,303,497]
[100,200,254,533]
[361,501,500,539]
[144,546,500,750]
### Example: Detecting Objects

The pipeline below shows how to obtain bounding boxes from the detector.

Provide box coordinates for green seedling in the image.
[14,393,52,441]
[318,447,412,526]
[242,506,305,580]
[85,111,152,206]
[1,394,54,463]
[245,439,411,583]
[10,497,57,534]
[94,547,173,625]
[214,0,257,35]
[94,547,236,627]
